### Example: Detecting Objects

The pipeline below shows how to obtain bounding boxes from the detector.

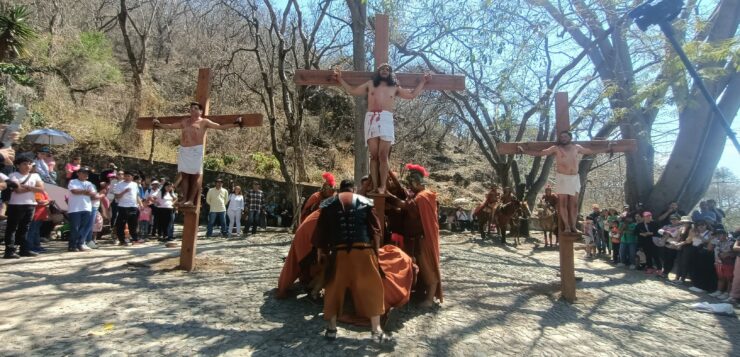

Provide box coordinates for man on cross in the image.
[333,64,430,195]
[518,131,612,233]
[152,102,243,206]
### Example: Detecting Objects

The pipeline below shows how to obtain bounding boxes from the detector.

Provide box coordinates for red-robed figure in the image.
[386,164,443,307]
[300,172,336,224]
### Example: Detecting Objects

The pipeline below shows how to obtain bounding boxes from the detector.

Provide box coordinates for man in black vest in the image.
[312,179,392,344]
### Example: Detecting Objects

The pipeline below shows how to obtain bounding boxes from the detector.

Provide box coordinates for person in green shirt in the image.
[618,214,639,269]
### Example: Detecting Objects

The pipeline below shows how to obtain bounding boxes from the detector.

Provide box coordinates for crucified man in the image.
[152,102,243,206]
[333,64,430,194]
[518,131,612,233]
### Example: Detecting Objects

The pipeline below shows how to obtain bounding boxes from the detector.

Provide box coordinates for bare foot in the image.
[563,227,572,233]
[377,187,386,195]
[178,201,194,207]
[571,227,582,234]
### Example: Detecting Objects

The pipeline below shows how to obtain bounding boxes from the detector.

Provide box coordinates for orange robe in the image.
[300,192,322,224]
[414,190,444,303]
[275,210,321,298]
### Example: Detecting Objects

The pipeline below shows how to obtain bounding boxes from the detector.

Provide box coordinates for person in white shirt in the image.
[112,171,142,245]
[155,182,177,242]
[205,178,229,238]
[226,185,245,237]
[67,167,97,252]
[4,156,44,259]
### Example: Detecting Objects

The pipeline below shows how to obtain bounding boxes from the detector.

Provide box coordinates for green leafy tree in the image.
[0,4,37,61]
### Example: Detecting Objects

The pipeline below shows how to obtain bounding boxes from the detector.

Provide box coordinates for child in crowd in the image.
[609,221,621,264]
[138,204,151,240]
[709,229,735,300]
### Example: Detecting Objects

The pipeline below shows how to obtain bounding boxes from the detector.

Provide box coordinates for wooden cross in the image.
[497,92,637,302]
[293,14,466,235]
[136,68,263,271]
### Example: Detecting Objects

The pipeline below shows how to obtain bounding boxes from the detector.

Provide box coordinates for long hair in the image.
[372,71,398,87]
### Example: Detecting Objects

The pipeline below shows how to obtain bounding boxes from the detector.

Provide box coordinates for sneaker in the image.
[20,251,38,257]
[709,290,723,297]
[718,293,729,300]
[3,253,20,259]
[689,287,706,293]
[79,245,92,251]
[68,247,79,252]
[32,247,47,253]
[616,263,625,267]
[629,265,636,270]
[86,241,98,249]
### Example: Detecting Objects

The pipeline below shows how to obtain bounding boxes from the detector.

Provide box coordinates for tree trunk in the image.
[347,0,368,183]
[118,0,143,145]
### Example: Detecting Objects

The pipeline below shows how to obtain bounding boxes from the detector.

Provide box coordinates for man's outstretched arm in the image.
[205,117,243,130]
[578,143,614,155]
[333,68,368,96]
[152,119,183,129]
[397,72,431,99]
[517,145,557,157]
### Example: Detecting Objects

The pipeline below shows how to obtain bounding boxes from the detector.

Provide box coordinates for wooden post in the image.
[373,14,389,67]
[368,193,386,238]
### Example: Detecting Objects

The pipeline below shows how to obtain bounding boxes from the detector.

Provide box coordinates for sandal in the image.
[324,328,337,340]
[371,331,395,345]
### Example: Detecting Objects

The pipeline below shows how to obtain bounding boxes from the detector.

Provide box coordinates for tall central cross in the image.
[137,68,263,271]
[497,92,637,302]
[294,14,466,234]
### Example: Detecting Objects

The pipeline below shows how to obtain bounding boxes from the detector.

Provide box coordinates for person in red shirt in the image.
[28,191,50,253]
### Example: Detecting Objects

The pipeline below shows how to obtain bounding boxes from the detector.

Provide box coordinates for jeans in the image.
[4,204,36,255]
[115,207,139,243]
[619,242,637,266]
[168,211,175,239]
[247,210,260,234]
[227,210,242,236]
[138,221,150,239]
[28,220,43,251]
[69,211,92,249]
[86,209,96,243]
[207,211,227,237]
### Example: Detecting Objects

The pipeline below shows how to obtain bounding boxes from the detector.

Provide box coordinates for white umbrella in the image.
[24,128,75,146]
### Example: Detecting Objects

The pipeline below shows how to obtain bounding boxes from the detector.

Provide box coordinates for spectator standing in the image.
[28,189,50,253]
[33,147,56,184]
[155,182,177,242]
[3,157,44,259]
[205,178,229,238]
[67,167,96,252]
[64,156,81,185]
[112,171,141,245]
[688,219,717,293]
[246,181,265,236]
[618,214,638,269]
[226,185,245,237]
[706,199,725,225]
[709,229,735,300]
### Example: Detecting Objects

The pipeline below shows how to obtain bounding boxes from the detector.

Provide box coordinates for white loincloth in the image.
[555,172,581,196]
[364,111,395,145]
[178,145,204,174]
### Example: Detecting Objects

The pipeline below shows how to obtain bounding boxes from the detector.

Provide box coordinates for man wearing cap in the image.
[333,65,431,195]
[152,102,243,207]
[112,171,142,245]
[636,211,662,274]
[67,167,97,252]
[205,178,229,238]
[33,147,56,184]
[518,131,614,233]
